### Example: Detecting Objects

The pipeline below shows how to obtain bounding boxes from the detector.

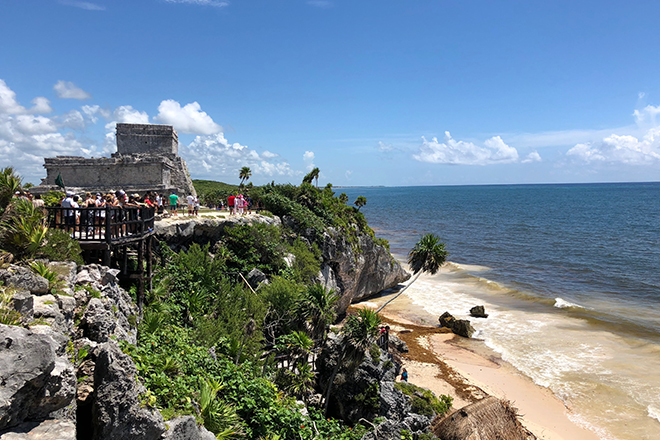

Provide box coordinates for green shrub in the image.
[288,238,321,284]
[222,224,286,275]
[354,382,380,411]
[394,382,452,417]
[38,229,83,265]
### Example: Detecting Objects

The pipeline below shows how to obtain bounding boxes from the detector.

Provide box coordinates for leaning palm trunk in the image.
[378,233,447,314]
[375,272,421,314]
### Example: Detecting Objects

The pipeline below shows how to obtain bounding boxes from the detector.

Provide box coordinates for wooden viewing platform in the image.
[46,206,157,312]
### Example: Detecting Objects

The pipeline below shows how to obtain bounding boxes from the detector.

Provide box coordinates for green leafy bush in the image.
[394,382,452,417]
[37,229,83,265]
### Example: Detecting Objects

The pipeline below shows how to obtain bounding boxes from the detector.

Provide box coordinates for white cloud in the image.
[15,115,58,134]
[59,110,86,130]
[261,150,279,159]
[0,80,51,115]
[566,105,660,165]
[81,104,111,123]
[30,97,53,114]
[154,100,221,135]
[181,132,295,181]
[303,150,315,171]
[521,151,542,163]
[54,80,92,100]
[113,105,149,124]
[413,132,519,165]
[164,0,229,7]
[59,1,106,10]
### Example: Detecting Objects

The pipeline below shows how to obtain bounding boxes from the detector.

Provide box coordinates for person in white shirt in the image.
[186,194,195,216]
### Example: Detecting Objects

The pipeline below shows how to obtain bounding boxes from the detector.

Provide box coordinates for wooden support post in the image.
[122,245,128,275]
[137,240,145,316]
[146,236,153,296]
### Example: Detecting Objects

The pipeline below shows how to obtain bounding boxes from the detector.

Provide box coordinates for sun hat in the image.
[66,190,74,196]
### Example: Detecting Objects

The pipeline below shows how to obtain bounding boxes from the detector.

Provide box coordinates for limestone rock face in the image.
[0,267,49,295]
[317,227,410,314]
[92,342,165,440]
[0,419,76,440]
[154,215,282,250]
[80,298,116,343]
[163,416,216,440]
[316,333,405,424]
[0,325,75,430]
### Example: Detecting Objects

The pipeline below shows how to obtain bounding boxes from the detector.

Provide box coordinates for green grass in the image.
[192,180,239,196]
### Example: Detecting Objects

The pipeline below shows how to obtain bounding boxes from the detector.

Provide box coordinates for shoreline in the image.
[353,272,601,440]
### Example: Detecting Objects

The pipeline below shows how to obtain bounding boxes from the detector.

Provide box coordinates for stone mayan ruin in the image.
[35,123,196,196]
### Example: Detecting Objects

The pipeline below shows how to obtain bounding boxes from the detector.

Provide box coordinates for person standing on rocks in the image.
[401,368,408,382]
[169,191,179,216]
[186,193,195,216]
[227,194,235,215]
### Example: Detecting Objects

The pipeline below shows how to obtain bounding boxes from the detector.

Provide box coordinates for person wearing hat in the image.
[61,191,78,231]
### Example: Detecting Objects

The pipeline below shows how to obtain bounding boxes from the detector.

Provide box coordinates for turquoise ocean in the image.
[342,183,660,440]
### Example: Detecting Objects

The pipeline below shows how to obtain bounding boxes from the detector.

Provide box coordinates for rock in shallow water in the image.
[470,305,488,318]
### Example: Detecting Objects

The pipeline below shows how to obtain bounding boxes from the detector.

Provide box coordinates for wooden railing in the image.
[46,206,156,244]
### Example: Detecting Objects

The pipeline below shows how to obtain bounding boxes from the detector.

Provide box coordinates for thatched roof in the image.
[432,396,536,440]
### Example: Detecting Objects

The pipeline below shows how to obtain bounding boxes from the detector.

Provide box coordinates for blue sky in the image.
[1,0,660,186]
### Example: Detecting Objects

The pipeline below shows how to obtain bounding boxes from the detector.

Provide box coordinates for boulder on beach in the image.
[470,305,488,318]
[438,312,475,338]
[433,396,536,440]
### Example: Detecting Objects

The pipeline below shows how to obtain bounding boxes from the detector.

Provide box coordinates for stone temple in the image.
[35,123,196,196]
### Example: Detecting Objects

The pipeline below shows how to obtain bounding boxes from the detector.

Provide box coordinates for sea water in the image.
[341,183,660,440]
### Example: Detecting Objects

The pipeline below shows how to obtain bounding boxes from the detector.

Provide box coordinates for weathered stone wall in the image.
[43,158,167,189]
[116,123,178,156]
[35,123,196,196]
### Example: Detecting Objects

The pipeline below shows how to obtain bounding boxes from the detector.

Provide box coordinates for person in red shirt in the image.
[227,194,235,215]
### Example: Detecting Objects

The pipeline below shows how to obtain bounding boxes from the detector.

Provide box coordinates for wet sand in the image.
[353,275,601,440]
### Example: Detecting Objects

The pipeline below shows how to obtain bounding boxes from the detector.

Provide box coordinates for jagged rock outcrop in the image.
[0,261,140,439]
[163,416,216,440]
[0,267,49,295]
[92,342,165,440]
[433,396,536,440]
[154,215,282,250]
[0,419,76,440]
[0,325,75,431]
[316,227,410,314]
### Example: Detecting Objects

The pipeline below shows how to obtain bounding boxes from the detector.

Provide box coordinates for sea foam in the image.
[554,297,584,309]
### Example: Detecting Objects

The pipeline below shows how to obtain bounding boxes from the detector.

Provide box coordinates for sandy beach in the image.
[353,272,602,440]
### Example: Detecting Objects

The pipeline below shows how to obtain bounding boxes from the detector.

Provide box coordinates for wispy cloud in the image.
[54,80,92,100]
[59,1,106,11]
[164,0,229,7]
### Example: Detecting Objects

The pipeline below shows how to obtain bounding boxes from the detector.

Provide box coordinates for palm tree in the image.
[297,284,339,343]
[353,196,367,211]
[239,167,252,186]
[323,307,381,415]
[376,233,448,314]
[302,167,320,187]
[0,167,22,211]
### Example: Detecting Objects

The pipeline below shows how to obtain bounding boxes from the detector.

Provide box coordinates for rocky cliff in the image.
[0,262,214,440]
[153,215,410,314]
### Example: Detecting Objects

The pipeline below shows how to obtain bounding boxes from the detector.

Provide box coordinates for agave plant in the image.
[2,199,48,259]
[0,167,22,211]
[198,379,243,438]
